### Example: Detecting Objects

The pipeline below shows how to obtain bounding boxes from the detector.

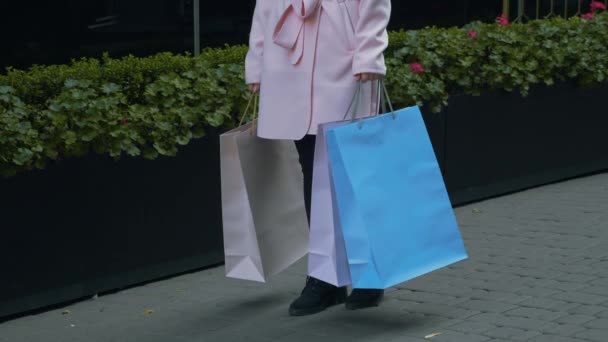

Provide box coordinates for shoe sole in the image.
[289,294,347,317]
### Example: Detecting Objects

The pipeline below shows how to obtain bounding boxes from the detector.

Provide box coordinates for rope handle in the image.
[238,92,259,127]
[343,78,396,125]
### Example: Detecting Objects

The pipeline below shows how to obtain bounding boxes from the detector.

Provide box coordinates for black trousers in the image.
[295,135,316,223]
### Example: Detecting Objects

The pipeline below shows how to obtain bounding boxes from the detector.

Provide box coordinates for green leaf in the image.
[102,83,121,94]
[64,79,79,88]
[12,148,34,166]
[143,147,159,160]
[192,126,206,139]
[3,12,608,177]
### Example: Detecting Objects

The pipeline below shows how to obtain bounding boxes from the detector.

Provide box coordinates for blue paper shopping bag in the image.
[323,81,468,289]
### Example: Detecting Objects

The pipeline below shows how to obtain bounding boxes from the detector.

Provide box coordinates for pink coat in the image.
[245,0,391,139]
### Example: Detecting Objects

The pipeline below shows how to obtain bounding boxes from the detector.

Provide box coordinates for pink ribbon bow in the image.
[273,0,321,65]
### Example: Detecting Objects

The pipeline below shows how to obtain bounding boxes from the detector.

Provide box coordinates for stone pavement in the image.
[2,173,608,342]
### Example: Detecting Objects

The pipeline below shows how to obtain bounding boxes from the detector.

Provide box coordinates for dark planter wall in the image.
[421,108,448,176]
[444,82,608,205]
[0,113,445,320]
[2,82,607,319]
[0,133,224,319]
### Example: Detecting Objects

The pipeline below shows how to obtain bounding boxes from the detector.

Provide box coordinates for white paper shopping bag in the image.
[220,96,309,282]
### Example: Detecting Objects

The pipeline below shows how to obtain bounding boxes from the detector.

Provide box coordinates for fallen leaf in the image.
[144,309,155,315]
[424,332,442,339]
[62,310,71,315]
[472,208,482,213]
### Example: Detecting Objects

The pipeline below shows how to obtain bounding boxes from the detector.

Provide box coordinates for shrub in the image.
[1,12,607,176]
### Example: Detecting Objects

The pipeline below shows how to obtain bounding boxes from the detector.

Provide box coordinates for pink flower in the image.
[582,12,595,19]
[468,30,478,39]
[590,1,607,12]
[409,63,424,74]
[496,14,510,26]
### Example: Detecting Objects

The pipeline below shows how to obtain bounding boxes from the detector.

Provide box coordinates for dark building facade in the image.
[0,0,503,70]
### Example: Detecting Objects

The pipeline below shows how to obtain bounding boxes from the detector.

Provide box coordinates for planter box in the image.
[1,82,606,319]
[0,133,225,319]
[444,82,608,205]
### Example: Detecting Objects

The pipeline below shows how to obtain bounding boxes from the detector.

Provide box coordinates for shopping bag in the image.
[307,121,352,287]
[308,80,383,286]
[323,81,468,289]
[220,95,309,282]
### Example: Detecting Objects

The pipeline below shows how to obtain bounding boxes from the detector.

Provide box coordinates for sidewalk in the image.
[2,173,608,342]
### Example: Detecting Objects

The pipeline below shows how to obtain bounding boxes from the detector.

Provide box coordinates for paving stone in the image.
[537,322,588,337]
[553,314,596,325]
[399,280,453,293]
[404,303,480,319]
[456,300,518,313]
[376,335,428,342]
[509,267,567,280]
[574,329,608,342]
[501,316,563,331]
[528,334,592,342]
[515,287,562,298]
[552,292,608,305]
[583,318,608,329]
[589,278,608,287]
[394,291,467,306]
[426,330,492,342]
[504,307,567,321]
[532,280,588,292]
[455,289,531,304]
[467,313,547,331]
[469,291,532,305]
[460,312,506,325]
[396,315,462,339]
[418,287,481,299]
[555,265,600,276]
[435,276,490,289]
[482,326,542,341]
[567,305,608,316]
[580,286,608,297]
[464,271,523,283]
[556,303,584,313]
[472,282,529,293]
[519,298,570,311]
[279,331,359,342]
[552,273,598,284]
[445,320,497,334]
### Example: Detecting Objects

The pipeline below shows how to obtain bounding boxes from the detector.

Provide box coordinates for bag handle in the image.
[342,81,363,121]
[378,79,396,118]
[343,79,396,126]
[238,92,259,127]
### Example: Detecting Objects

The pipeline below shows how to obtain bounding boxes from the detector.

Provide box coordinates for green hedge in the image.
[1,12,607,177]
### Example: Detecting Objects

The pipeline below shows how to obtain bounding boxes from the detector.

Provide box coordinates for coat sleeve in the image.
[245,0,270,84]
[352,0,391,76]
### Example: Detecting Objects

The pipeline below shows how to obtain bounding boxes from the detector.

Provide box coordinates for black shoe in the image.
[288,277,347,316]
[345,289,384,310]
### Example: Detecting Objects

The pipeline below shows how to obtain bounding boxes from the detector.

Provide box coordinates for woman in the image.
[245,0,391,316]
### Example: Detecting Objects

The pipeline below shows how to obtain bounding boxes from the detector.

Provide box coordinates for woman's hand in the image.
[355,73,383,82]
[248,83,260,93]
